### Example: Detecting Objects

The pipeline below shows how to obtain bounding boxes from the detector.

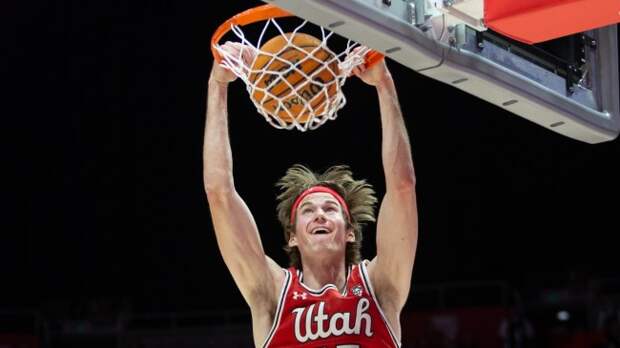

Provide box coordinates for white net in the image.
[213,19,369,131]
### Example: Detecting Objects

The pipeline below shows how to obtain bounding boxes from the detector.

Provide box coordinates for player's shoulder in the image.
[347,259,371,284]
[358,258,374,274]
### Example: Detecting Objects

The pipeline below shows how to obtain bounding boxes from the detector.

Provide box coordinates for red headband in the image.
[290,186,350,225]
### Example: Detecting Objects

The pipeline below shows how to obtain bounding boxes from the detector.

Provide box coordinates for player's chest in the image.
[281,284,375,342]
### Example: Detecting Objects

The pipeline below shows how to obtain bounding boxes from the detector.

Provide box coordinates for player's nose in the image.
[314,211,327,222]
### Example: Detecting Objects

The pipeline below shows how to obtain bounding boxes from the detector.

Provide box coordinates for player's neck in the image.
[300,257,347,292]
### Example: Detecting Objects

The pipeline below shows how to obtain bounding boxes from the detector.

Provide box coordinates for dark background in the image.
[3,0,619,316]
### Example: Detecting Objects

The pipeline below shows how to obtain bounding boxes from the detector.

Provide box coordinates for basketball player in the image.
[204,42,418,347]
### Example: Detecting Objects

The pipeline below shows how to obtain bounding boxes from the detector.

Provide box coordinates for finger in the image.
[232,42,253,55]
[225,41,248,55]
[222,42,240,56]
[218,62,233,72]
[241,51,251,65]
[226,41,242,49]
[234,44,254,62]
[352,45,368,55]
[350,48,362,58]
[228,45,247,65]
[242,47,256,65]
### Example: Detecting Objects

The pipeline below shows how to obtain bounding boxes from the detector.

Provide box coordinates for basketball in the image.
[249,33,340,124]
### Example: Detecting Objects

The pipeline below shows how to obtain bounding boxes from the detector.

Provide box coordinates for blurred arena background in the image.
[3,1,619,347]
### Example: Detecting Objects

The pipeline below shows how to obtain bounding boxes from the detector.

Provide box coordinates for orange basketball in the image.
[249,33,340,124]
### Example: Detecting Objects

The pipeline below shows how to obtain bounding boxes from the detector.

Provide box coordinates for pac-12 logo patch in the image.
[352,285,363,297]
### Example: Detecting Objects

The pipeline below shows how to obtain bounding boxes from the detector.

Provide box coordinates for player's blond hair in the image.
[276,164,377,269]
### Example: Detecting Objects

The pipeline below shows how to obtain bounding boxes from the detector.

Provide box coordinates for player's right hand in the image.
[211,41,257,84]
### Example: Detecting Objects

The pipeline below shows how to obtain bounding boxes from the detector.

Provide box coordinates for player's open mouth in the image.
[310,228,331,235]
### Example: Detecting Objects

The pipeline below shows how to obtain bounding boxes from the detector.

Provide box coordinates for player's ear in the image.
[346,228,355,243]
[288,232,298,247]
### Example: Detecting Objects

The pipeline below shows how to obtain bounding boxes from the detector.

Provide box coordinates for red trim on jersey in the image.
[290,186,350,225]
[261,269,292,348]
[358,261,402,347]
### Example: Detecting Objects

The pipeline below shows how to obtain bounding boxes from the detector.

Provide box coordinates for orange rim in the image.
[211,4,385,68]
[364,51,384,69]
[211,4,292,63]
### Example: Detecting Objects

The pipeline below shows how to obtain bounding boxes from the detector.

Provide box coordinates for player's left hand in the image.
[349,46,392,87]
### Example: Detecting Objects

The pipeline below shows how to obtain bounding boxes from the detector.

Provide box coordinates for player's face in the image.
[289,192,354,256]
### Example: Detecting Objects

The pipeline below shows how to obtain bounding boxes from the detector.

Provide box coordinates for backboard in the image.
[262,0,620,143]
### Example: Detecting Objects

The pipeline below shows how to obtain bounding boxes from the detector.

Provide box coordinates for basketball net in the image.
[212,5,383,132]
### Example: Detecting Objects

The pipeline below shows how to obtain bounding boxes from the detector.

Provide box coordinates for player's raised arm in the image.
[353,58,418,313]
[204,43,283,310]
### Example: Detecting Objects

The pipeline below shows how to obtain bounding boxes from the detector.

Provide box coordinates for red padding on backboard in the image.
[484,0,620,44]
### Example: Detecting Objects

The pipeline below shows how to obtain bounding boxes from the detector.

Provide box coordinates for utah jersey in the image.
[262,261,401,348]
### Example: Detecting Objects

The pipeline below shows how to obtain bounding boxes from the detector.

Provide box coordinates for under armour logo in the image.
[352,285,363,297]
[293,291,308,300]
